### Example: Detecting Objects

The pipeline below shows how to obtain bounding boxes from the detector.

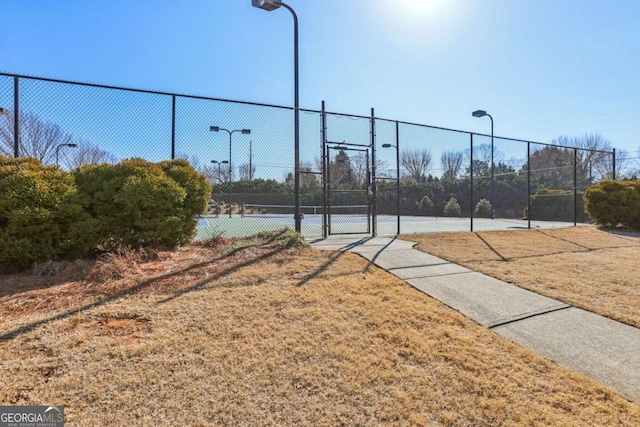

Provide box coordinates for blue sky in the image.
[2,0,639,175]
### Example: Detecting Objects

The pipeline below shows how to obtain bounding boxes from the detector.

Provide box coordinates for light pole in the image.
[55,143,77,167]
[211,160,229,217]
[252,0,301,233]
[248,140,253,180]
[382,143,401,235]
[472,110,494,219]
[211,159,229,184]
[210,126,250,217]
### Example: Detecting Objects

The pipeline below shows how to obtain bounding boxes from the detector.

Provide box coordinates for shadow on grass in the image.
[155,247,282,304]
[295,250,346,287]
[0,260,97,299]
[535,229,592,250]
[460,229,640,264]
[0,230,291,341]
[591,228,640,241]
[296,236,398,286]
[473,233,509,262]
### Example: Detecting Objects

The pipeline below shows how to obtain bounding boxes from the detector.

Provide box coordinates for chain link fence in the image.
[0,72,616,238]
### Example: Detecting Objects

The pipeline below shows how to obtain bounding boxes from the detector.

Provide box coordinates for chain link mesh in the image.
[1,73,617,238]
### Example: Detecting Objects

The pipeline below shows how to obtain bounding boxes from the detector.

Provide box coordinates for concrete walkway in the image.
[309,236,640,403]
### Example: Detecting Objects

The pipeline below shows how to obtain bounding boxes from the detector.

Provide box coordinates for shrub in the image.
[0,156,92,272]
[418,195,434,215]
[443,197,461,217]
[73,158,189,250]
[529,189,586,222]
[158,158,212,240]
[584,180,640,229]
[474,199,491,218]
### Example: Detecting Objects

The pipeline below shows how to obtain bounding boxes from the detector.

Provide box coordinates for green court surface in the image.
[195,214,580,240]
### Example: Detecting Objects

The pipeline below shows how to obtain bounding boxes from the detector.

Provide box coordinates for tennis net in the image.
[241,204,370,218]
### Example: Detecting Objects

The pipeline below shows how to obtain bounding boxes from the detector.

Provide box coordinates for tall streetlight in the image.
[55,143,77,167]
[382,143,400,235]
[209,127,250,217]
[252,0,301,233]
[472,110,494,219]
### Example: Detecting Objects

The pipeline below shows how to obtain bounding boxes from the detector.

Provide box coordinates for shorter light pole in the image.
[55,143,77,166]
[472,110,494,219]
[210,159,229,184]
[209,126,251,183]
[382,143,400,234]
[249,140,253,180]
[211,160,229,216]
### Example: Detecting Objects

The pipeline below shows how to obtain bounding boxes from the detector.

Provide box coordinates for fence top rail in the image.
[1,71,294,111]
[1,71,614,156]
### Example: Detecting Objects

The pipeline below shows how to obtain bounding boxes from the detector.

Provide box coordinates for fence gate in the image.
[324,145,372,235]
[321,105,377,236]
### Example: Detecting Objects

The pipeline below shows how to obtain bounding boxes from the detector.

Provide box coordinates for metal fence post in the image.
[13,76,19,158]
[321,100,327,238]
[171,95,176,160]
[370,107,377,237]
[395,121,400,235]
[470,133,474,232]
[612,148,616,180]
[574,148,578,226]
[527,142,531,229]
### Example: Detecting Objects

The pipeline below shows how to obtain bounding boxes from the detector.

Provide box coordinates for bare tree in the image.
[440,150,463,181]
[463,144,504,175]
[401,148,432,183]
[63,141,117,169]
[616,150,633,179]
[0,110,74,163]
[349,152,369,185]
[528,145,574,188]
[176,153,202,170]
[552,133,615,181]
[463,144,489,166]
[299,162,320,188]
[238,163,256,181]
[205,162,230,184]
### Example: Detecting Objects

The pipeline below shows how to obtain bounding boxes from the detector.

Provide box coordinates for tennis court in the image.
[195,204,578,239]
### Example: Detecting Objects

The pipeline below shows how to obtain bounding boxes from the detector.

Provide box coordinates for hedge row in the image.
[0,157,211,273]
[584,180,640,229]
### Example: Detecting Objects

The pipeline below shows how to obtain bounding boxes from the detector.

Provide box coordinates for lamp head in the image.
[211,160,218,164]
[210,126,220,132]
[241,129,251,135]
[472,110,487,118]
[221,160,229,164]
[382,143,394,148]
[252,0,281,11]
[68,143,78,148]
[0,107,7,115]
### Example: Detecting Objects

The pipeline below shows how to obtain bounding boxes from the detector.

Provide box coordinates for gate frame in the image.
[321,102,377,237]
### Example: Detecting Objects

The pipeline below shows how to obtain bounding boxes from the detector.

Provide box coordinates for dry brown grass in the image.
[1,229,640,426]
[403,226,640,329]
